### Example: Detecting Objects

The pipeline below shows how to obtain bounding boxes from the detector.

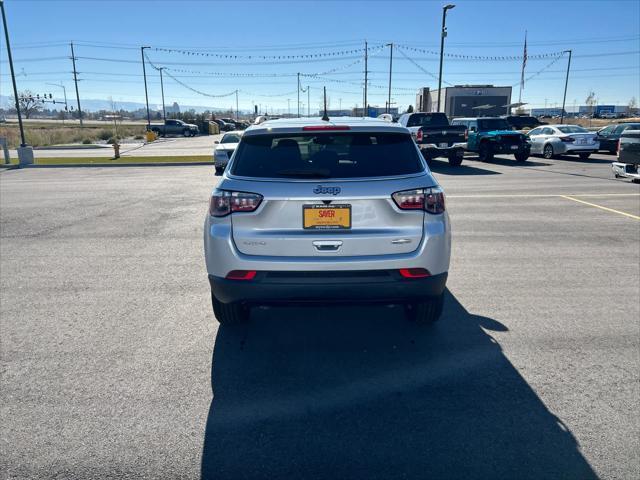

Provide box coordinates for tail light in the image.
[617,139,621,155]
[399,268,431,279]
[464,129,468,141]
[559,136,575,143]
[392,187,445,214]
[226,270,257,280]
[416,129,423,142]
[209,190,263,217]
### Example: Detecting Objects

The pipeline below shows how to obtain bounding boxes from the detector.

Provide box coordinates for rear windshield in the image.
[221,133,241,143]
[231,132,423,179]
[478,119,511,131]
[406,113,448,128]
[557,126,588,134]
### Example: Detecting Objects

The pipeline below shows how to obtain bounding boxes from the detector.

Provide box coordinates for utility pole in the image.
[70,42,83,127]
[437,4,456,113]
[387,43,393,113]
[287,98,290,116]
[297,72,300,118]
[235,90,239,121]
[560,49,572,124]
[307,86,310,117]
[158,67,166,124]
[47,82,68,124]
[364,40,368,116]
[141,46,151,130]
[1,0,26,147]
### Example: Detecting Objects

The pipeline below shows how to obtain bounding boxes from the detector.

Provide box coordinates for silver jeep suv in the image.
[204,117,451,324]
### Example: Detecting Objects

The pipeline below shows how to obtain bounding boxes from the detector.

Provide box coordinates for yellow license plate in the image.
[303,204,351,230]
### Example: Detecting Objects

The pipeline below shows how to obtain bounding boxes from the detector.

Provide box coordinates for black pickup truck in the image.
[397,112,467,166]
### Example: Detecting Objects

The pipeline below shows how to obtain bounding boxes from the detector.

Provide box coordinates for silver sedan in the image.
[528,125,599,160]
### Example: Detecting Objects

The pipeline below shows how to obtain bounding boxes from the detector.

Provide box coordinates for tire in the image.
[404,294,444,324]
[579,152,591,160]
[478,142,493,162]
[183,129,191,137]
[515,152,529,162]
[448,150,464,167]
[211,293,249,324]
[608,148,617,155]
[215,166,224,175]
[542,143,555,159]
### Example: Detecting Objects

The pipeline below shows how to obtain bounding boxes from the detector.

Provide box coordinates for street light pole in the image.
[235,90,239,121]
[1,0,26,146]
[297,72,301,118]
[46,82,68,124]
[437,4,455,113]
[307,86,310,117]
[560,49,572,124]
[158,67,166,124]
[387,43,393,114]
[141,46,151,130]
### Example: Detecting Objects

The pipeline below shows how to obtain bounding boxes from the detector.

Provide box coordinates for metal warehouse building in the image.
[424,85,513,117]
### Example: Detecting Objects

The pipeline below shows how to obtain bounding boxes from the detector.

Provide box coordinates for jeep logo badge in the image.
[313,185,341,195]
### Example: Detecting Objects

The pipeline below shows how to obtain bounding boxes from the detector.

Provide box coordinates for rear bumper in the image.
[209,271,448,304]
[491,143,530,154]
[419,143,466,157]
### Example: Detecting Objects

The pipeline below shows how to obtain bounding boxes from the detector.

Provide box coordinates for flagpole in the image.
[518,30,527,105]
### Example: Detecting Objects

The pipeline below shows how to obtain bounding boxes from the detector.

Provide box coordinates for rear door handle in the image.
[313,240,343,251]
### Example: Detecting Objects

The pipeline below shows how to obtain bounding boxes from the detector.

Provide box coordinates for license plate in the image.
[510,145,519,150]
[303,204,351,230]
[439,142,448,148]
[578,139,587,145]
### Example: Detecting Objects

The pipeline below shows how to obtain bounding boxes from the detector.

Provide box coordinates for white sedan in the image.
[213,131,243,175]
[527,125,599,160]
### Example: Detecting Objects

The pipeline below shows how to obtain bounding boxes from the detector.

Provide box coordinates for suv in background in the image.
[204,118,451,324]
[597,122,640,154]
[503,115,546,130]
[451,117,530,162]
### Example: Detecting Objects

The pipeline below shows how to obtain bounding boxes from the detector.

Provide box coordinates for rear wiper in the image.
[275,169,331,178]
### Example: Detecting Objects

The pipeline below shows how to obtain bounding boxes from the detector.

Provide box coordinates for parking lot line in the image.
[560,195,640,220]
[448,193,640,198]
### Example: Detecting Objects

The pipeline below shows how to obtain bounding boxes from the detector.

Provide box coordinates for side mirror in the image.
[214,140,219,144]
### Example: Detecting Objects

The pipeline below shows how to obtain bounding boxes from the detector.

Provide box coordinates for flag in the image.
[518,31,527,103]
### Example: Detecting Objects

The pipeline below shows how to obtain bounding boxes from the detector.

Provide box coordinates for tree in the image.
[406,105,414,113]
[628,97,638,116]
[10,90,43,119]
[585,91,596,116]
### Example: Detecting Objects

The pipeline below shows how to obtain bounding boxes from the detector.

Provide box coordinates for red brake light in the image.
[399,268,431,279]
[464,129,469,141]
[416,129,423,142]
[209,190,263,217]
[226,270,257,280]
[559,136,575,143]
[302,125,350,131]
[617,139,621,155]
[392,187,445,214]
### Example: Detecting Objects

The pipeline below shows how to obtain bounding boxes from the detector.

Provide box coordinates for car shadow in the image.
[473,155,551,167]
[551,154,615,164]
[428,159,501,175]
[200,291,597,479]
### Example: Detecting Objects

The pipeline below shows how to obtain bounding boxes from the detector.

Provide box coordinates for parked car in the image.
[150,119,199,137]
[204,117,451,324]
[527,125,599,159]
[612,130,640,182]
[213,130,243,175]
[450,117,530,162]
[397,112,467,166]
[599,112,617,119]
[212,119,235,132]
[503,115,546,130]
[597,122,640,154]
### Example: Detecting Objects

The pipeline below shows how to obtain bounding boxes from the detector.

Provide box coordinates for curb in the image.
[21,162,215,168]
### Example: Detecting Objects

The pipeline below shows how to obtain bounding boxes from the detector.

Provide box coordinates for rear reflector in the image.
[302,125,350,131]
[399,268,431,279]
[226,270,257,280]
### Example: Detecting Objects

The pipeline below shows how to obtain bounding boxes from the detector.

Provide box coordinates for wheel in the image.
[404,294,444,324]
[515,152,529,162]
[215,166,224,175]
[579,152,591,160]
[447,150,464,166]
[211,293,249,324]
[478,142,493,162]
[542,143,555,159]
[183,129,192,137]
[609,148,617,155]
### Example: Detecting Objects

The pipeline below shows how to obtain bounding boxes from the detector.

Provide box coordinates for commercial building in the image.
[351,106,399,117]
[416,87,431,112]
[425,85,512,117]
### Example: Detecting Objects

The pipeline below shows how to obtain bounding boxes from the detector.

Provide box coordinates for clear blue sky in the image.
[1,0,639,114]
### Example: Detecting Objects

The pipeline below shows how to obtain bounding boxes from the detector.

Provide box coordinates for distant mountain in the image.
[0,95,230,113]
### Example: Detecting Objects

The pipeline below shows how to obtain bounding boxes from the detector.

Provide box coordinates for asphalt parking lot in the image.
[1,153,638,479]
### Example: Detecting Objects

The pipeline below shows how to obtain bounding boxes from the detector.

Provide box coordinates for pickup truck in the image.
[150,119,199,137]
[451,117,530,162]
[397,112,467,166]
